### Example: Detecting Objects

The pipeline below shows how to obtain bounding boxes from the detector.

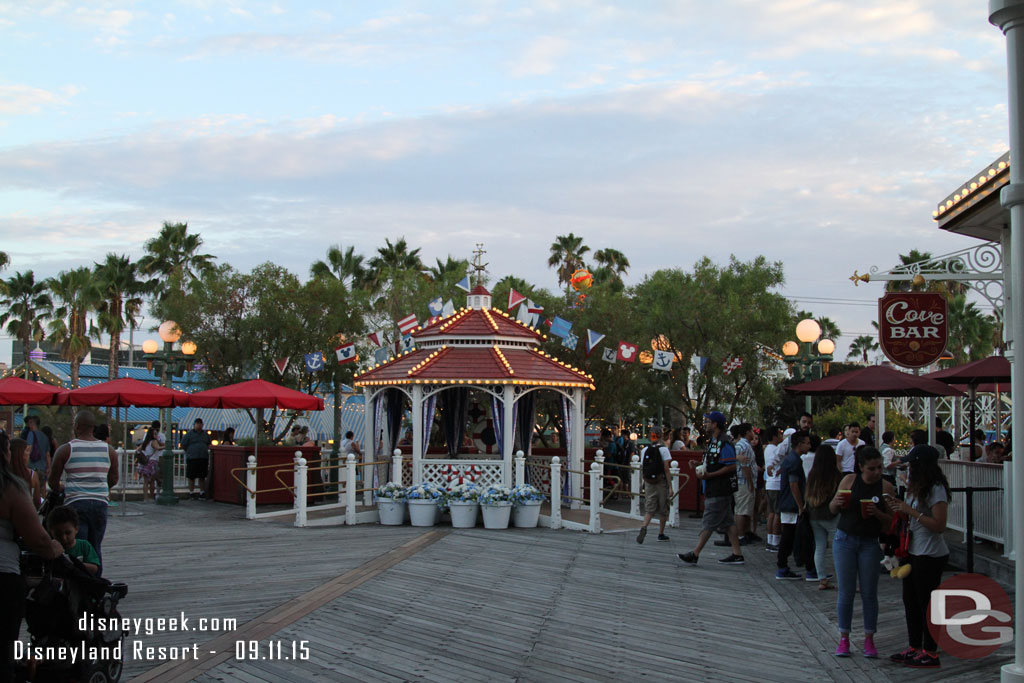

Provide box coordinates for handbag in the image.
[882,511,911,558]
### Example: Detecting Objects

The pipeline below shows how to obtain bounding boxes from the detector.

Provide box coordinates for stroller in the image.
[16,551,128,683]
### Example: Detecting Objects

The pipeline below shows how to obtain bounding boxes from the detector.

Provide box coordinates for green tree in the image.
[138,221,216,312]
[94,254,146,380]
[945,294,996,363]
[847,335,879,364]
[426,256,469,283]
[0,251,8,273]
[0,271,53,377]
[367,237,423,284]
[310,244,368,292]
[593,248,630,281]
[547,233,590,287]
[47,267,100,387]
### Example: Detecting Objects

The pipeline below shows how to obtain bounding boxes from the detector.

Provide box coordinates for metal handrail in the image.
[229,462,296,496]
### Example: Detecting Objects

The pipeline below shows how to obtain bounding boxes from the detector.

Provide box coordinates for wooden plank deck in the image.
[73,499,1013,682]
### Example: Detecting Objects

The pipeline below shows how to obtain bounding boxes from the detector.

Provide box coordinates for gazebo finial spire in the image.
[471,243,488,287]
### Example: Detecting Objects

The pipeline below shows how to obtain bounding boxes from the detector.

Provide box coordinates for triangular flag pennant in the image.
[693,355,709,373]
[442,299,455,316]
[335,344,357,365]
[602,348,617,363]
[273,357,290,375]
[585,329,606,356]
[455,276,472,292]
[368,331,384,347]
[427,297,444,316]
[651,349,674,372]
[507,288,527,311]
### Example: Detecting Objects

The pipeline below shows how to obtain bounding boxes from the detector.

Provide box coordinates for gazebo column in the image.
[412,384,424,485]
[571,388,585,508]
[362,388,375,506]
[502,385,514,486]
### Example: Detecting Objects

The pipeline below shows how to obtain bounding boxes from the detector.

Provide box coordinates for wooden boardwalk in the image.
[82,500,1014,682]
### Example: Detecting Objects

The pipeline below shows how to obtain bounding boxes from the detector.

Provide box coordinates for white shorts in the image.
[780,511,799,525]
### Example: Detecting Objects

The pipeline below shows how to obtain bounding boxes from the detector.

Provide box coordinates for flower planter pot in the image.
[378,498,406,525]
[480,502,512,529]
[448,501,479,528]
[513,501,542,528]
[407,499,440,527]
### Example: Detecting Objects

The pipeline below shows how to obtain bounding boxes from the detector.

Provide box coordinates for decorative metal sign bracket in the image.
[849,241,1004,313]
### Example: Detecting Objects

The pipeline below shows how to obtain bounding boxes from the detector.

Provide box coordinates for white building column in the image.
[412,384,424,485]
[362,388,375,507]
[571,388,585,508]
[502,385,515,487]
[989,3,1024,679]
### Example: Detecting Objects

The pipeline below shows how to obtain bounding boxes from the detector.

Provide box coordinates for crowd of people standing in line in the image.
[626,409,964,670]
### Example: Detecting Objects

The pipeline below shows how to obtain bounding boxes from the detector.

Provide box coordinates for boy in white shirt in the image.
[835,422,865,474]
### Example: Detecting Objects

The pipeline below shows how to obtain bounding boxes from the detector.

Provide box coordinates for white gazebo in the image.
[353,284,594,499]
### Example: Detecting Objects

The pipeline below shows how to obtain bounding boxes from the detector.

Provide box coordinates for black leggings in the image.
[0,572,26,683]
[777,522,816,573]
[901,554,949,651]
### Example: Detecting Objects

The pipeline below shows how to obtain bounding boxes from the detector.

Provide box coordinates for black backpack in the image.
[642,445,664,480]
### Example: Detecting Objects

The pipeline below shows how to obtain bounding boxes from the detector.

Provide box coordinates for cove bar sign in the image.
[878,292,948,369]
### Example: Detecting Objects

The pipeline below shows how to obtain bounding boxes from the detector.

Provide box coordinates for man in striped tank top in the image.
[48,410,119,563]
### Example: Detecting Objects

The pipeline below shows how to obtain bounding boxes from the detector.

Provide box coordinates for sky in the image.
[0,0,1013,364]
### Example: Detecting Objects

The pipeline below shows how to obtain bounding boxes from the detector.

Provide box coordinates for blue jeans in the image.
[810,517,837,579]
[833,528,882,635]
[69,499,108,564]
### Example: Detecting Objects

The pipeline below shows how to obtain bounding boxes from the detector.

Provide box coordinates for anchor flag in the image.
[507,288,527,311]
[396,313,418,335]
[602,348,617,363]
[652,349,674,372]
[304,352,325,373]
[427,297,444,316]
[455,276,472,292]
[273,357,290,375]
[335,343,357,365]
[585,329,605,356]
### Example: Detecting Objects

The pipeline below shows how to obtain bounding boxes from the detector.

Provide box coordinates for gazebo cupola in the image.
[467,284,492,309]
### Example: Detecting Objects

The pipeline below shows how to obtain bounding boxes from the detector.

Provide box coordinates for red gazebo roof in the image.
[413,307,545,342]
[354,345,593,389]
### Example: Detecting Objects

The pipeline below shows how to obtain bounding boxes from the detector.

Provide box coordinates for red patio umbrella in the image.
[923,355,1012,444]
[60,377,193,407]
[188,378,324,411]
[0,376,67,405]
[785,364,965,398]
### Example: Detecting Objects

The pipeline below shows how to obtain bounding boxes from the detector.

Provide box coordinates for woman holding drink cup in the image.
[828,447,897,659]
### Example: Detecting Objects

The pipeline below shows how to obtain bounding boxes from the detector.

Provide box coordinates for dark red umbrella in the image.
[189,379,324,410]
[60,377,193,407]
[0,376,67,405]
[785,365,964,398]
[922,355,1010,385]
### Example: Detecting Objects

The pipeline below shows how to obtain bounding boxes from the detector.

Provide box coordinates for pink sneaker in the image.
[864,635,878,659]
[836,636,851,657]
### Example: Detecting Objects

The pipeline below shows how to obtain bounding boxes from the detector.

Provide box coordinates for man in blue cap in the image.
[678,411,744,566]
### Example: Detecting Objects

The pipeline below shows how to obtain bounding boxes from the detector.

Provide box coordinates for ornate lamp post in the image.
[782,319,835,413]
[142,321,196,506]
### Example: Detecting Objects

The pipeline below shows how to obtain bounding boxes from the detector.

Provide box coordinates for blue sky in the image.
[0,0,1012,363]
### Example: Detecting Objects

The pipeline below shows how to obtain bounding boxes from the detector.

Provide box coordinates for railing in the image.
[112,448,189,492]
[939,459,1013,560]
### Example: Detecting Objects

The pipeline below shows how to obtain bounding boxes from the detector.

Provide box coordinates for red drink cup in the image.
[860,498,875,519]
[837,489,852,508]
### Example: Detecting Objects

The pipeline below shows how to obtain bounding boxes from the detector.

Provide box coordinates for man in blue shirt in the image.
[678,411,744,566]
[775,430,812,579]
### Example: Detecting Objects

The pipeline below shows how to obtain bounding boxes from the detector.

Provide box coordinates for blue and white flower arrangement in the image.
[377,482,407,500]
[446,482,481,503]
[510,484,545,505]
[405,482,445,501]
[478,485,513,505]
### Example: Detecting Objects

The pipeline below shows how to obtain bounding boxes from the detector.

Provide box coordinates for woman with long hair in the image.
[135,424,163,501]
[828,447,897,658]
[0,432,64,682]
[885,445,950,669]
[7,438,43,510]
[805,444,842,590]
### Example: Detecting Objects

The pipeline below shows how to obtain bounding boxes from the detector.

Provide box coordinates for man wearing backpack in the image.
[636,431,673,543]
[678,411,745,565]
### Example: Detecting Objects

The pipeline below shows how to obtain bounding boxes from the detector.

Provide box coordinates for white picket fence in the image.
[939,459,1015,559]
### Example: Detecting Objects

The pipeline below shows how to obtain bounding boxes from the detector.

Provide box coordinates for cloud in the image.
[509,36,572,77]
[0,83,79,115]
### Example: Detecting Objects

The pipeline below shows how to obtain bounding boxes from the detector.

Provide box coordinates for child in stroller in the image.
[15,549,127,683]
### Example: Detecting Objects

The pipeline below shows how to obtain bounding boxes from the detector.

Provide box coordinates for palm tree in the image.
[310,245,368,291]
[0,251,9,273]
[426,256,469,283]
[846,335,879,364]
[794,311,841,342]
[368,237,422,272]
[945,294,996,363]
[593,248,630,277]
[47,267,100,387]
[0,271,53,377]
[547,233,590,287]
[94,254,146,380]
[137,221,216,303]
